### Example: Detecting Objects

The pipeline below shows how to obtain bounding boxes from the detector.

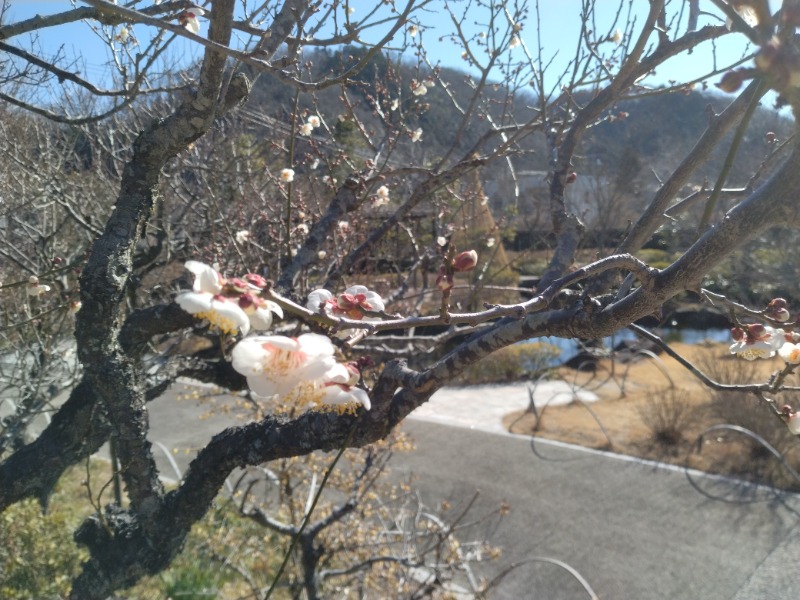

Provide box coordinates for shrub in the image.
[637,388,693,447]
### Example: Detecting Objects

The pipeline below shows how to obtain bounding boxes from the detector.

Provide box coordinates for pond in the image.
[538,328,732,364]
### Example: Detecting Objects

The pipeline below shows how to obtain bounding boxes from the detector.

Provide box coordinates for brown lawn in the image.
[504,342,800,491]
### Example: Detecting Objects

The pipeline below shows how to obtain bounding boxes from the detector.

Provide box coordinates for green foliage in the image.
[451,342,560,385]
[0,469,91,600]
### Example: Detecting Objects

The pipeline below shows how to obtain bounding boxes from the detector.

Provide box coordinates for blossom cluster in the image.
[307,285,385,320]
[728,298,800,436]
[175,261,371,414]
[176,261,282,336]
[299,114,322,137]
[232,334,370,413]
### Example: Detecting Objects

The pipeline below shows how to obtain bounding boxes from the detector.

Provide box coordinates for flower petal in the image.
[185,260,223,294]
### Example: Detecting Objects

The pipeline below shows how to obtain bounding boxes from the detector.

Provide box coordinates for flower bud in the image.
[452,250,478,272]
[565,171,577,184]
[244,273,268,289]
[336,293,358,311]
[766,131,777,144]
[767,298,791,322]
[716,70,744,93]
[730,327,745,342]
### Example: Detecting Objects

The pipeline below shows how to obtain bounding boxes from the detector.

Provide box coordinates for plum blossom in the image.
[299,123,313,136]
[411,80,427,96]
[235,230,250,244]
[231,333,337,398]
[729,324,784,360]
[390,98,399,111]
[509,36,521,49]
[27,275,50,297]
[178,292,250,335]
[178,8,205,34]
[779,342,800,364]
[374,185,390,206]
[611,28,623,44]
[307,115,321,128]
[411,128,423,142]
[307,288,336,316]
[176,261,250,335]
[280,168,295,183]
[307,285,385,320]
[408,24,419,37]
[316,362,371,413]
[238,292,283,331]
[69,299,82,315]
[116,26,129,43]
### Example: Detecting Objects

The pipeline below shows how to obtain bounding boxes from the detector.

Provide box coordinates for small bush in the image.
[450,342,560,385]
[638,388,692,447]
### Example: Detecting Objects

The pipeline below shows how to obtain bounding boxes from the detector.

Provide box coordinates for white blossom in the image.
[411,128,423,142]
[176,261,250,335]
[238,292,283,332]
[26,275,50,297]
[280,168,295,183]
[374,185,390,206]
[231,333,337,398]
[779,342,800,364]
[180,9,205,34]
[307,115,321,128]
[299,123,313,136]
[235,230,250,244]
[411,80,428,96]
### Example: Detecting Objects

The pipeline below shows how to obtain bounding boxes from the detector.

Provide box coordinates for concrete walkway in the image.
[144,381,800,599]
[409,380,597,434]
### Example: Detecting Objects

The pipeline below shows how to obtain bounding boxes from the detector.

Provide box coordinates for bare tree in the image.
[2,0,800,598]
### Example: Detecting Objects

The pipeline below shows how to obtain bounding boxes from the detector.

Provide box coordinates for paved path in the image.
[145,382,800,599]
[409,381,597,434]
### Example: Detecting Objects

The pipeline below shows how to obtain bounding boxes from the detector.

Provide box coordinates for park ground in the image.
[504,341,800,490]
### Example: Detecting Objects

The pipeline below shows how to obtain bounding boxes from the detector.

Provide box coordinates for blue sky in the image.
[1,0,767,96]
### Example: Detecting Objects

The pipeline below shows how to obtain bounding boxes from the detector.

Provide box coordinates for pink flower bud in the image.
[767,300,791,323]
[748,323,767,340]
[336,293,358,311]
[452,250,478,272]
[565,172,577,184]
[244,273,268,288]
[731,327,745,342]
[238,292,257,311]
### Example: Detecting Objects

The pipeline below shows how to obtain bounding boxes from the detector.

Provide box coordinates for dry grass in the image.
[504,342,800,490]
